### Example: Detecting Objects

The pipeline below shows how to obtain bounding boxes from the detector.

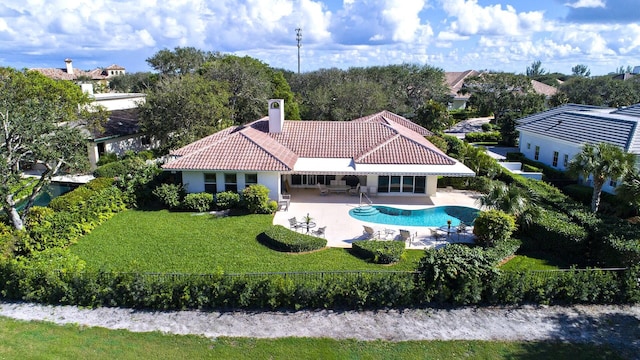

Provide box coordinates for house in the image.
[516,103,640,193]
[445,70,557,110]
[31,59,126,91]
[162,100,475,201]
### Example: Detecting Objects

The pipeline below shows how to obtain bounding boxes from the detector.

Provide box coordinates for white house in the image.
[162,100,475,201]
[516,103,640,193]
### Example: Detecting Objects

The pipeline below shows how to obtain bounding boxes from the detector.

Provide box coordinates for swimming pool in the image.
[349,205,479,227]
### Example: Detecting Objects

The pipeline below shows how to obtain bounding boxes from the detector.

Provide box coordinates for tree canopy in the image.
[568,142,636,212]
[550,76,640,108]
[0,68,91,230]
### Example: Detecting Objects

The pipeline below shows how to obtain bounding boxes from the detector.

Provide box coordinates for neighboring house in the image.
[444,71,557,110]
[445,70,480,110]
[31,58,126,89]
[516,103,640,193]
[163,99,475,201]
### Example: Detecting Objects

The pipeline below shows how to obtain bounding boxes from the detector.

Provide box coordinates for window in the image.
[534,146,540,161]
[245,173,257,187]
[563,154,569,168]
[552,151,559,167]
[527,143,531,150]
[204,173,217,193]
[609,179,618,187]
[224,173,237,192]
[377,176,427,194]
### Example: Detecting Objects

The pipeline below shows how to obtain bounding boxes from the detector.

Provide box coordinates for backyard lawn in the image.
[70,210,423,273]
[0,317,624,360]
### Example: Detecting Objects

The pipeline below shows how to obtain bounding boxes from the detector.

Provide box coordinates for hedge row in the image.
[260,225,327,253]
[465,131,501,143]
[351,240,405,264]
[2,254,636,310]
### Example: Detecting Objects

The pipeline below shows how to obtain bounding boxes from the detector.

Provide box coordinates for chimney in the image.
[64,58,74,75]
[268,99,284,133]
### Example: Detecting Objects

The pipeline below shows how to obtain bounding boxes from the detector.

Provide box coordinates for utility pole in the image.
[295,28,302,74]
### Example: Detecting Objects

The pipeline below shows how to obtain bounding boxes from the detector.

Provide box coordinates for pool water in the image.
[349,205,479,227]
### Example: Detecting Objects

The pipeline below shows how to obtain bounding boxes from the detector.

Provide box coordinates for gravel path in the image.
[1,302,639,357]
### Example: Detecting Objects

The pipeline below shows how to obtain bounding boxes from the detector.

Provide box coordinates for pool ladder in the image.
[354,193,378,216]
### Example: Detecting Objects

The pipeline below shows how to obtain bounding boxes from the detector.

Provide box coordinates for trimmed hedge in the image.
[351,240,405,264]
[183,193,214,212]
[465,131,501,143]
[260,225,327,253]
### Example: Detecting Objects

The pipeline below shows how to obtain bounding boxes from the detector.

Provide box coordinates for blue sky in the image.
[0,0,638,76]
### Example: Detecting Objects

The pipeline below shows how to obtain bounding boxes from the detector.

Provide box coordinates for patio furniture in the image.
[430,228,444,240]
[317,183,329,196]
[383,228,396,239]
[348,184,361,196]
[399,229,416,243]
[311,226,326,238]
[278,194,291,211]
[439,225,456,237]
[298,220,316,233]
[288,217,301,231]
[362,225,380,239]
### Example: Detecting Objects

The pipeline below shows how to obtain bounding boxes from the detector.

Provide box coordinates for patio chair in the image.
[362,225,380,239]
[348,184,360,196]
[430,228,443,241]
[399,229,416,244]
[311,226,326,238]
[456,222,467,241]
[317,183,329,196]
[288,217,301,231]
[278,194,291,211]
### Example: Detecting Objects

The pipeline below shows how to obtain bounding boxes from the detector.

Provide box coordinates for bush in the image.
[522,164,541,173]
[96,152,118,166]
[351,240,405,264]
[183,193,214,212]
[152,183,185,210]
[241,185,273,214]
[48,178,114,212]
[473,210,517,247]
[465,131,501,143]
[215,191,240,210]
[260,225,327,252]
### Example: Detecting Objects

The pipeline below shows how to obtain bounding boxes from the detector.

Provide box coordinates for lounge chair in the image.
[317,183,329,196]
[430,228,443,240]
[311,226,326,238]
[288,217,301,231]
[362,225,380,239]
[399,229,416,244]
[348,184,360,196]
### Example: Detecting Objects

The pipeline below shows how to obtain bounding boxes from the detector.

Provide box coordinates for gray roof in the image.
[516,103,640,154]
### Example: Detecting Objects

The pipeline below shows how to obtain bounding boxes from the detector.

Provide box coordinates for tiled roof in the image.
[516,103,640,154]
[352,110,432,136]
[445,70,480,97]
[31,67,108,81]
[164,111,456,171]
[530,80,558,97]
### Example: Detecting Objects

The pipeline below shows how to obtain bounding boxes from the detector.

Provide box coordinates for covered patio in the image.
[273,188,482,250]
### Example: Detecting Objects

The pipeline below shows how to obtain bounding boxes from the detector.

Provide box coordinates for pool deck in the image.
[273,189,483,250]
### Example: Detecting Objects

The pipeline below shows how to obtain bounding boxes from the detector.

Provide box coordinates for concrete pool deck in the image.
[273,188,483,250]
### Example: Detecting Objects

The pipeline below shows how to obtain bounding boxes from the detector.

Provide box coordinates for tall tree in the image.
[568,142,636,212]
[109,72,159,93]
[571,64,591,78]
[462,73,545,146]
[550,76,640,108]
[414,99,453,132]
[138,74,232,151]
[478,180,539,227]
[0,68,90,230]
[526,60,546,77]
[146,47,218,76]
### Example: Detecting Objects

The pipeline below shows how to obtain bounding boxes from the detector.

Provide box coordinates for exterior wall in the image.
[88,134,154,169]
[448,98,468,110]
[426,176,438,196]
[181,171,281,200]
[518,131,619,194]
[91,94,146,111]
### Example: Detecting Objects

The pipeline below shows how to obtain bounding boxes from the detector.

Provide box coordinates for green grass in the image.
[0,317,626,360]
[70,210,423,273]
[500,254,564,271]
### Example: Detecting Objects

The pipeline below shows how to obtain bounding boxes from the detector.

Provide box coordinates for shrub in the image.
[182,193,214,212]
[215,191,240,210]
[523,208,588,261]
[241,184,273,214]
[522,164,541,173]
[152,183,185,210]
[473,210,516,247]
[96,152,118,166]
[465,131,501,143]
[260,225,327,252]
[48,178,114,212]
[351,240,405,264]
[417,244,498,305]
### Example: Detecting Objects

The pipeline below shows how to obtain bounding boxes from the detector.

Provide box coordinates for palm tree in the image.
[568,143,636,213]
[478,181,539,228]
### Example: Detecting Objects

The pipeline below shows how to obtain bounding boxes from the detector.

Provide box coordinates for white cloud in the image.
[440,0,547,36]
[565,0,606,8]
